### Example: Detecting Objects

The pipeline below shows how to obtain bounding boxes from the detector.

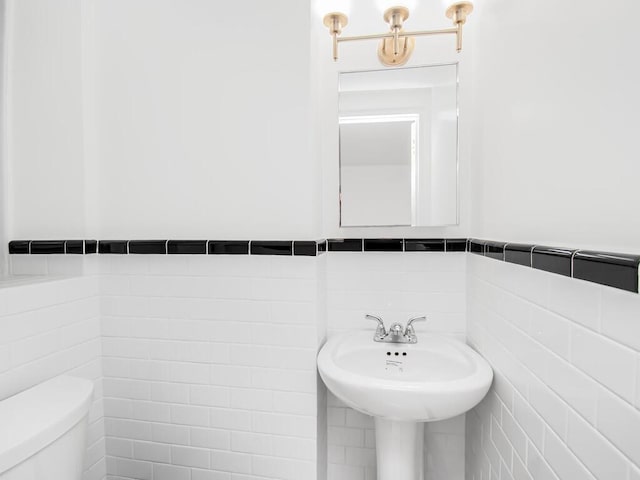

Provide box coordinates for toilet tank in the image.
[0,376,94,480]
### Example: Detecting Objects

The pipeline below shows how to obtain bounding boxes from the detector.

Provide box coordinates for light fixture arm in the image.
[336,27,458,44]
[323,12,349,61]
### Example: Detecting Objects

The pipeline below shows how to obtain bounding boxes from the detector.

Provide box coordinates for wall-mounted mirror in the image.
[339,64,459,227]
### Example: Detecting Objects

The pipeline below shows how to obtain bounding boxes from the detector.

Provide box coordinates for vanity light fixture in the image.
[323,2,473,66]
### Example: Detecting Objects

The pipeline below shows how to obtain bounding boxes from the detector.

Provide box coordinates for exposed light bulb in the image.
[442,0,476,11]
[375,0,417,14]
[315,0,351,17]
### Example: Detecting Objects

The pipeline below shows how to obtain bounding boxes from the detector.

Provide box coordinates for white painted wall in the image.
[0,0,7,274]
[470,0,640,253]
[0,276,105,480]
[326,252,467,480]
[88,0,319,240]
[6,0,321,240]
[5,0,86,240]
[466,255,640,480]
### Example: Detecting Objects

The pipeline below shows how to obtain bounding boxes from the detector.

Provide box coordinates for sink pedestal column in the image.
[374,418,424,480]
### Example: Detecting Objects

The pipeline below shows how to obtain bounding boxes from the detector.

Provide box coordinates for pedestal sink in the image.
[317,330,493,480]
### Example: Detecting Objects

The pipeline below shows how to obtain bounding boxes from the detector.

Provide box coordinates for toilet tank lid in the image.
[0,376,94,474]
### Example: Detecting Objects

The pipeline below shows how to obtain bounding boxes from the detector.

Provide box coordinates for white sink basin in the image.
[317,330,493,480]
[318,330,493,422]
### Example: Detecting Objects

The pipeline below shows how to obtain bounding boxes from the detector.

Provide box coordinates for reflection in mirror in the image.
[339,64,459,227]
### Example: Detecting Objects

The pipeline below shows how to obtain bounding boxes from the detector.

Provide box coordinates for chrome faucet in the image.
[365,314,427,344]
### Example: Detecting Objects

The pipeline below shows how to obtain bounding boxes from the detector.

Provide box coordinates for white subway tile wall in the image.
[466,254,640,480]
[9,247,637,480]
[326,252,467,480]
[98,255,325,480]
[0,275,105,480]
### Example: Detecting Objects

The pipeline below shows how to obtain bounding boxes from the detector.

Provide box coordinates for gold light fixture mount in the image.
[445,1,474,25]
[323,2,474,66]
[378,7,415,66]
[324,12,349,61]
[446,1,474,51]
[378,31,415,66]
[383,6,410,27]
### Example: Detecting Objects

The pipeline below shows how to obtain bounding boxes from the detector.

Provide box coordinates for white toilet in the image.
[0,376,94,480]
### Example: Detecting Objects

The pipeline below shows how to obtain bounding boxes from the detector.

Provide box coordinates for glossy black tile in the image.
[98,241,128,255]
[208,241,250,255]
[65,241,85,255]
[328,239,363,252]
[469,239,485,255]
[573,251,640,293]
[317,240,327,254]
[485,241,506,260]
[9,241,30,254]
[31,241,65,255]
[446,239,467,252]
[405,239,445,252]
[85,240,98,254]
[294,241,317,257]
[364,239,403,252]
[251,241,292,256]
[129,240,167,255]
[532,246,575,277]
[505,243,534,267]
[168,240,207,255]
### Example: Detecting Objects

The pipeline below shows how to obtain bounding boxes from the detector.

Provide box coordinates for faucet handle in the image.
[405,315,426,335]
[365,314,387,339]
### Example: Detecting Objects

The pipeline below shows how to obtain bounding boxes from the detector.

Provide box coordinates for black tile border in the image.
[250,241,292,256]
[469,239,485,255]
[573,251,640,293]
[405,239,445,252]
[485,241,506,260]
[293,241,317,257]
[65,240,85,255]
[532,246,575,277]
[86,240,98,254]
[505,243,533,267]
[364,239,403,252]
[129,240,167,255]
[8,237,640,294]
[328,239,363,252]
[470,239,640,294]
[209,241,250,255]
[31,240,65,255]
[9,241,30,254]
[168,240,207,255]
[98,240,128,255]
[446,239,467,252]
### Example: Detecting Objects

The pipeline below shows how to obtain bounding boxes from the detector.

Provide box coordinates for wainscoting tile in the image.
[505,243,534,267]
[208,241,250,255]
[363,239,403,252]
[167,240,207,255]
[129,240,167,255]
[405,239,445,252]
[573,251,640,293]
[328,239,363,252]
[250,241,293,256]
[532,246,575,277]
